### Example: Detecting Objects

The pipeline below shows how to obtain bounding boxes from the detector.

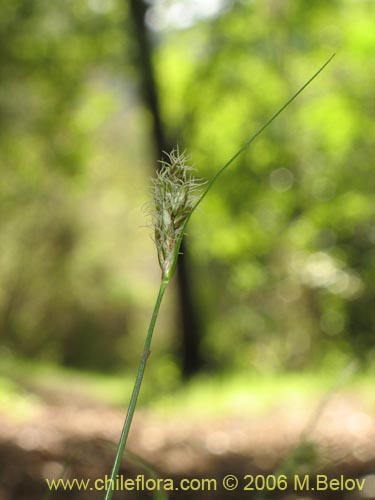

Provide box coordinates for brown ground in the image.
[0,382,374,500]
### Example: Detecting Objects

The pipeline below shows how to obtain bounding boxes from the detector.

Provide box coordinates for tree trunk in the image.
[128,0,203,378]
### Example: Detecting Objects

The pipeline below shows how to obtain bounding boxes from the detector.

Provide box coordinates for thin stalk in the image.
[104,54,335,500]
[104,279,169,500]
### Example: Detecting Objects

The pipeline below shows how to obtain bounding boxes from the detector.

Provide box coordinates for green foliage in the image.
[0,0,373,373]
[2,353,374,419]
[156,0,374,370]
[0,0,150,370]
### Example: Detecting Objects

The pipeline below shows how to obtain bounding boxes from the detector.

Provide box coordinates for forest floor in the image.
[0,360,374,500]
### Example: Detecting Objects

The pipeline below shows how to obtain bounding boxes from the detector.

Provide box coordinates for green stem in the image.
[104,53,336,499]
[104,279,169,500]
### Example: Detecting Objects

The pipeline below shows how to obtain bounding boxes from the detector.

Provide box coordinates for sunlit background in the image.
[0,1,374,499]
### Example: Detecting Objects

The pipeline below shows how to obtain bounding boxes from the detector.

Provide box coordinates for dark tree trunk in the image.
[128,0,203,378]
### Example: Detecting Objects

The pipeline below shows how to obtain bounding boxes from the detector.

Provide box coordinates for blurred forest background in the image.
[0,0,374,382]
[0,1,374,499]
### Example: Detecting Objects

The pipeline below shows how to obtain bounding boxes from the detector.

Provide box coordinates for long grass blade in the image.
[167,53,336,280]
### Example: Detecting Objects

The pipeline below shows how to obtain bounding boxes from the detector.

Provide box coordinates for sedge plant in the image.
[104,54,335,500]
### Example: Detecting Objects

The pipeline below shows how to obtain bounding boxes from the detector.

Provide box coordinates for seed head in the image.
[151,148,204,279]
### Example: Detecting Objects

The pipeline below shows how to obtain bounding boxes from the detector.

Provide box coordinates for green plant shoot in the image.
[104,53,336,500]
